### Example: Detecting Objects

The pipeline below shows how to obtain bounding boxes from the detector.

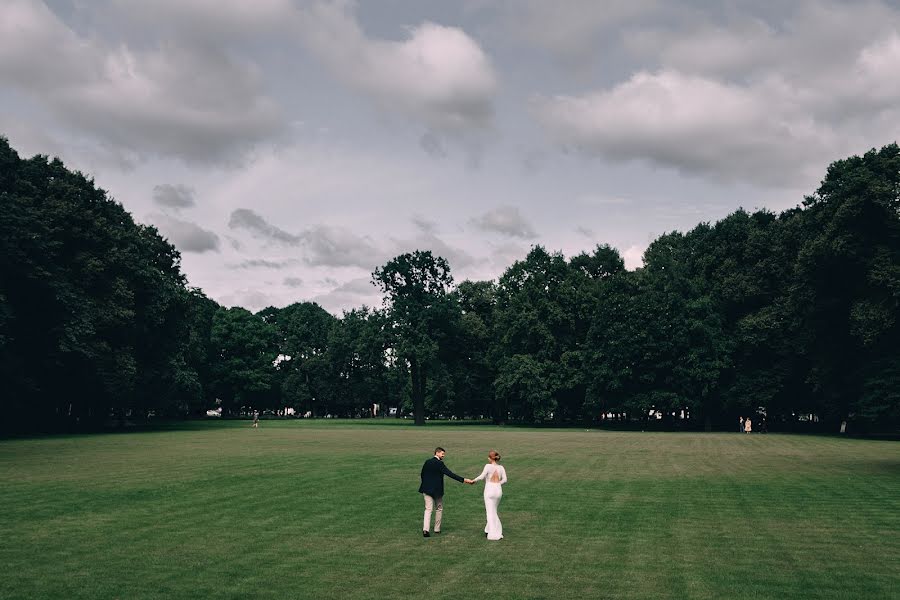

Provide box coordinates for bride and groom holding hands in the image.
[419,447,508,541]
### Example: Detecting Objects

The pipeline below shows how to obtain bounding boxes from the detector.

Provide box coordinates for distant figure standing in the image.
[252,410,259,428]
[744,417,752,433]
[739,416,744,433]
[418,447,473,537]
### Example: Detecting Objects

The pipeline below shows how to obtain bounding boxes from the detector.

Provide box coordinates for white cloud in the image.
[626,2,900,84]
[533,70,840,186]
[622,244,645,270]
[300,2,497,133]
[527,2,900,187]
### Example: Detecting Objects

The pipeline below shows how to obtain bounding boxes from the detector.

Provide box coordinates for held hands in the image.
[464,478,475,485]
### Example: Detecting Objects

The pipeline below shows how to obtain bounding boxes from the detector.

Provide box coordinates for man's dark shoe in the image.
[423,531,430,537]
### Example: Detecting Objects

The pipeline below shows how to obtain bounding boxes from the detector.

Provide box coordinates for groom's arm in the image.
[440,462,465,484]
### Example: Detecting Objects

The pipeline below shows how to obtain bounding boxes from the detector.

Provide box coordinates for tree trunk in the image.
[411,357,426,426]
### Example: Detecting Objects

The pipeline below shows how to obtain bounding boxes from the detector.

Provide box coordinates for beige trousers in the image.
[423,494,443,532]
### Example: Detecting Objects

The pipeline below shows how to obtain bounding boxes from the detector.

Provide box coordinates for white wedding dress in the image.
[473,463,508,540]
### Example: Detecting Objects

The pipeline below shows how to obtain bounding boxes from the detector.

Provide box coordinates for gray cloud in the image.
[219,288,278,312]
[626,2,900,84]
[284,277,304,287]
[152,184,196,210]
[471,206,538,239]
[531,2,900,186]
[230,259,300,270]
[228,209,382,268]
[147,213,220,253]
[299,225,382,268]
[494,0,660,60]
[333,278,376,295]
[391,232,482,271]
[0,1,285,164]
[312,277,381,314]
[411,214,438,234]
[419,131,447,158]
[488,241,529,272]
[228,209,302,245]
[108,0,297,40]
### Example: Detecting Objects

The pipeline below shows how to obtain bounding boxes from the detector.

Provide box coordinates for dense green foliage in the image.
[2,136,899,432]
[0,138,201,427]
[1,422,897,599]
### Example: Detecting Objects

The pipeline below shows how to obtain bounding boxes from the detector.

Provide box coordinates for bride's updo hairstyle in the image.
[488,450,501,462]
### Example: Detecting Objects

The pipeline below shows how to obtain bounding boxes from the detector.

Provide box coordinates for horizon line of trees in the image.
[2,136,899,434]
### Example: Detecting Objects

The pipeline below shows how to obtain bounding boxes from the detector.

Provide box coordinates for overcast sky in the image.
[3,0,900,313]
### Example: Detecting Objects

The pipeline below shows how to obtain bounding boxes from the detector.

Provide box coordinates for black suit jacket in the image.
[418,456,464,498]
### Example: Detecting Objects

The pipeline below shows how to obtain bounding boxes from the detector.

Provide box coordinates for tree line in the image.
[2,136,899,433]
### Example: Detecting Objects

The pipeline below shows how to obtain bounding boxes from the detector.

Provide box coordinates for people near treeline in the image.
[252,410,259,428]
[4,136,900,434]
[739,416,744,433]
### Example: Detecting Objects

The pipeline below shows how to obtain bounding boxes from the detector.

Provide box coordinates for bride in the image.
[471,450,508,540]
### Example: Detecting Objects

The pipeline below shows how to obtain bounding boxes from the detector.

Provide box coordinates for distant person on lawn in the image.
[744,417,752,433]
[252,410,259,428]
[419,447,473,537]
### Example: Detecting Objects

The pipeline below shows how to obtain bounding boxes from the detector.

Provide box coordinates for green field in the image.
[1,421,897,599]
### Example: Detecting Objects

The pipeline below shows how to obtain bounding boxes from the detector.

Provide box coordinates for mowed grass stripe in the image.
[1,422,898,599]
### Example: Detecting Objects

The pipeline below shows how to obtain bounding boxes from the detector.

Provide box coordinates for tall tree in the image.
[373,251,457,425]
[210,307,279,415]
[262,302,335,415]
[494,246,575,422]
[327,306,392,417]
[451,280,498,419]
[792,144,900,430]
[0,137,192,429]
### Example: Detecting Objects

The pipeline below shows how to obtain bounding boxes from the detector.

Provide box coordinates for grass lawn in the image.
[1,420,898,599]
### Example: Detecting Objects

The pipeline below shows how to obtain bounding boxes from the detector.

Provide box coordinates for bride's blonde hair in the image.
[488,450,501,462]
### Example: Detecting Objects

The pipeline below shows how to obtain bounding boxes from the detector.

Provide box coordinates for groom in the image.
[419,447,473,537]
